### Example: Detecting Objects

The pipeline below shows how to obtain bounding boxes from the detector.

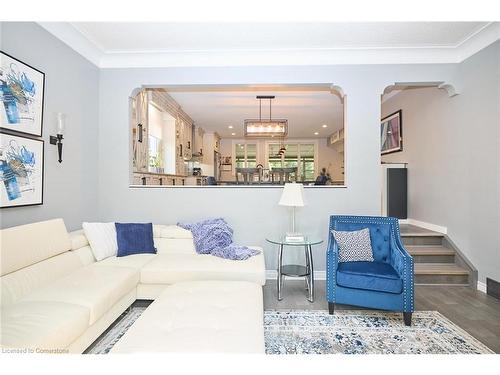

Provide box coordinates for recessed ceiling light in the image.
[314,132,319,135]
[228,125,233,129]
[322,124,328,128]
[231,132,236,136]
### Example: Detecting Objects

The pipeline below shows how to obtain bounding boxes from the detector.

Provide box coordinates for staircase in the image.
[400,225,474,286]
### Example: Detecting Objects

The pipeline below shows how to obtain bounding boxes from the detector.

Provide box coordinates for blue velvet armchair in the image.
[326,215,414,326]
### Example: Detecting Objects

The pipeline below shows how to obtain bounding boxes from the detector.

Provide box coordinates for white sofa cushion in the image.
[21,264,139,325]
[140,248,266,286]
[154,238,196,255]
[1,251,90,307]
[95,254,156,270]
[1,219,71,276]
[69,230,90,250]
[111,281,264,353]
[157,225,193,239]
[1,301,90,351]
[152,225,195,255]
[82,222,118,261]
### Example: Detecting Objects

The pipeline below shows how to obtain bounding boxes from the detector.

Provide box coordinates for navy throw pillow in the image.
[115,223,156,257]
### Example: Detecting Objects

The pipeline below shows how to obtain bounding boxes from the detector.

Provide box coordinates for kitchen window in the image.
[235,143,257,168]
[267,142,316,181]
[148,135,162,169]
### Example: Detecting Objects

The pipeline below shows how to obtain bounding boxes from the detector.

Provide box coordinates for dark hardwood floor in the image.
[263,280,500,353]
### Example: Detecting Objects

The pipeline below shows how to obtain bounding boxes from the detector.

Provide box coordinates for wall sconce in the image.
[50,113,66,163]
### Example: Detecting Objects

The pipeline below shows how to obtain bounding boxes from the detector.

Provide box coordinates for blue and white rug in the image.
[264,310,493,354]
[85,308,492,354]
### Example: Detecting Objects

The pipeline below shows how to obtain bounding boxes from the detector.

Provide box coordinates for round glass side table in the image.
[266,236,323,302]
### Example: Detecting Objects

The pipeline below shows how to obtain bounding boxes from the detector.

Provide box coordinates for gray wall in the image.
[0,22,100,230]
[382,41,500,283]
[98,64,459,272]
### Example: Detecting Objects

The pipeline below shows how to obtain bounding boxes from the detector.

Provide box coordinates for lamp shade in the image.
[278,183,305,207]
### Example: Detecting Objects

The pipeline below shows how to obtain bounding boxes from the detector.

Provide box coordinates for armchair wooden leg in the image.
[403,312,412,326]
[328,302,335,315]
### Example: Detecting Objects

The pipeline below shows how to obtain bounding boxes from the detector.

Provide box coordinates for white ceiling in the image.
[39,22,500,67]
[167,90,343,138]
[73,22,487,50]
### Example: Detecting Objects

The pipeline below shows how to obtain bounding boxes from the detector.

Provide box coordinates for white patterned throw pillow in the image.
[82,222,118,261]
[332,228,374,263]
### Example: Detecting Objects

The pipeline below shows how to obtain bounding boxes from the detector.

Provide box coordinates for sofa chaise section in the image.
[111,281,265,353]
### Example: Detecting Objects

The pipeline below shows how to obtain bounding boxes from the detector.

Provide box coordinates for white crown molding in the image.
[455,22,500,61]
[38,22,500,68]
[38,22,103,66]
[381,89,403,104]
[99,47,459,68]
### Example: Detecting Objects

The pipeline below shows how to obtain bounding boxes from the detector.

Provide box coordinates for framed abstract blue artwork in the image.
[0,132,44,208]
[0,51,45,137]
[381,110,403,155]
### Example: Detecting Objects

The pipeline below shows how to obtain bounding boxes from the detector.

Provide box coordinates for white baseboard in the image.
[402,219,447,234]
[477,281,487,293]
[266,270,326,280]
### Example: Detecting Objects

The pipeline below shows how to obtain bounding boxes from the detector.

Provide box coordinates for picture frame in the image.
[381,110,403,155]
[1,51,45,137]
[0,132,44,208]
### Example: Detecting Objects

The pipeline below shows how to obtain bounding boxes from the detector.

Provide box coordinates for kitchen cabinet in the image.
[193,126,204,156]
[175,117,193,175]
[185,176,207,186]
[176,117,193,161]
[131,89,194,185]
[327,128,344,153]
[133,173,188,186]
[131,91,149,173]
[202,132,220,165]
[183,121,193,160]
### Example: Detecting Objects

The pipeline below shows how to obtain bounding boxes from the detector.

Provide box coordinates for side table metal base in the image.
[276,243,314,302]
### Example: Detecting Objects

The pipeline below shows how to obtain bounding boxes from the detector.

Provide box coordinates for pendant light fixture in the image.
[244,95,288,137]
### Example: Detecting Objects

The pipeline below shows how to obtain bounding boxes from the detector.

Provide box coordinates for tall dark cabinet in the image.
[387,168,407,219]
[382,164,408,219]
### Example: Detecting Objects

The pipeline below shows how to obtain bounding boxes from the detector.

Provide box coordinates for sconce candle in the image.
[56,113,66,135]
[50,113,66,163]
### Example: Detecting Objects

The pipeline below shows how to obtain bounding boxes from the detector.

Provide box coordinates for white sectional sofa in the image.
[0,219,266,353]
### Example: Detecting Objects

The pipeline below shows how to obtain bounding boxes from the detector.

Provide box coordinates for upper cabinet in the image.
[176,118,193,162]
[131,89,195,178]
[183,120,193,160]
[328,128,344,153]
[131,90,149,173]
[193,126,204,156]
[202,132,221,164]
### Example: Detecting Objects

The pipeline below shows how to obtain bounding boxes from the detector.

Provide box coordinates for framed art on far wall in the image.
[0,132,44,208]
[381,110,403,155]
[1,51,45,137]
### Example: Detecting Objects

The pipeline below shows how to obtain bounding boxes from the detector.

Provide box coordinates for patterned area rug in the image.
[85,307,492,354]
[85,307,146,354]
[264,310,492,354]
